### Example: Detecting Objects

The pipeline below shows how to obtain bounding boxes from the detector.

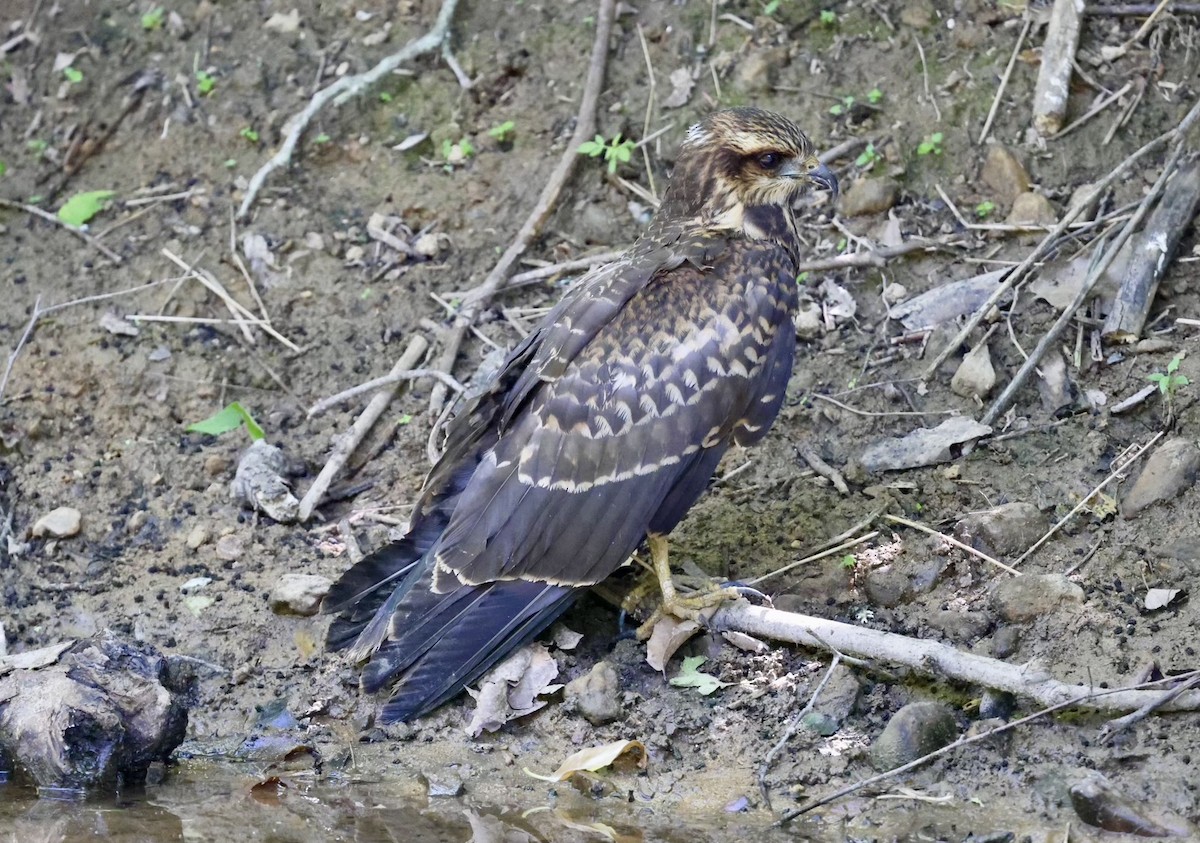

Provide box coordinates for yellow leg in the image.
[635,534,743,639]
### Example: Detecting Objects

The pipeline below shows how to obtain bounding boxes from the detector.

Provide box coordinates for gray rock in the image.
[955,502,1046,558]
[32,507,82,539]
[270,574,332,616]
[870,702,957,770]
[811,663,861,730]
[1122,437,1200,518]
[185,524,210,550]
[421,772,465,798]
[992,625,1022,658]
[733,48,785,93]
[230,440,299,523]
[564,661,622,725]
[991,573,1084,623]
[950,341,996,398]
[981,144,1031,203]
[864,567,910,608]
[215,533,244,561]
[927,609,990,643]
[1071,771,1198,836]
[840,178,899,216]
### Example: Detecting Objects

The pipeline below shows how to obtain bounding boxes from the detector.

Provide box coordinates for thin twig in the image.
[746,532,881,587]
[1012,432,1162,567]
[793,237,963,274]
[0,198,124,263]
[1100,672,1200,737]
[237,0,461,219]
[978,16,1031,144]
[308,368,465,417]
[883,513,1020,576]
[757,654,843,811]
[426,0,616,419]
[298,335,430,522]
[0,295,42,406]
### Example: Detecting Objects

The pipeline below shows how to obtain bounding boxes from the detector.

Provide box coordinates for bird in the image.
[322,107,838,723]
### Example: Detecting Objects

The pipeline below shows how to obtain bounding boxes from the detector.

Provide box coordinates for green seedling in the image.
[828,95,855,116]
[1148,353,1189,399]
[195,69,215,95]
[0,162,7,178]
[57,190,115,228]
[840,554,857,570]
[975,199,996,218]
[487,120,516,142]
[441,137,475,171]
[141,7,165,30]
[819,9,837,24]
[866,87,883,104]
[27,139,49,156]
[314,133,331,144]
[186,401,265,441]
[578,133,635,174]
[239,127,260,143]
[917,132,945,156]
[63,67,83,84]
[669,656,730,696]
[378,91,392,103]
[855,142,881,168]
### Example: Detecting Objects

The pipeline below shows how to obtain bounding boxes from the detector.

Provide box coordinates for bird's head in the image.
[657,107,836,237]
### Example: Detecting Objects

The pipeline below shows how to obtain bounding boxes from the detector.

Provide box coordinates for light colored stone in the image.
[840,178,900,216]
[185,525,210,550]
[1006,192,1056,227]
[270,573,332,616]
[214,534,243,561]
[950,341,996,399]
[955,502,1046,558]
[991,573,1084,623]
[981,145,1031,203]
[32,507,81,539]
[564,661,622,725]
[871,702,957,770]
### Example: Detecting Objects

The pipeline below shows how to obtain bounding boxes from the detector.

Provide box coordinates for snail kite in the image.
[323,107,838,722]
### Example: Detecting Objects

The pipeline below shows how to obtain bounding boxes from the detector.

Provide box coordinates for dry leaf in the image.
[552,624,583,650]
[860,417,993,473]
[644,616,700,672]
[661,67,694,109]
[524,740,647,782]
[1144,588,1182,611]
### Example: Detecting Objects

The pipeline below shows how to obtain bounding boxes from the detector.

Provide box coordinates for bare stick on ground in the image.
[1103,154,1200,342]
[710,603,1200,715]
[308,367,464,417]
[1032,0,1085,136]
[236,0,461,219]
[426,0,617,419]
[978,16,1031,144]
[0,296,42,406]
[298,335,431,522]
[757,654,843,811]
[0,198,124,264]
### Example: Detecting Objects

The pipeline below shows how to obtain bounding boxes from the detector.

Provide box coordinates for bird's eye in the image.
[757,152,782,170]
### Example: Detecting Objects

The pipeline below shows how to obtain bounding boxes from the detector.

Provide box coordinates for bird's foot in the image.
[635,582,746,640]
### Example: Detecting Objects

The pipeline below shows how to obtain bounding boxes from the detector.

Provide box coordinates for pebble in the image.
[899,0,933,28]
[421,772,465,798]
[204,454,231,478]
[214,534,244,561]
[1070,772,1198,837]
[950,340,996,398]
[992,625,1021,659]
[32,507,82,539]
[954,502,1046,558]
[733,48,782,93]
[927,609,990,643]
[186,525,210,550]
[980,144,1031,203]
[870,702,957,770]
[863,567,910,608]
[793,302,822,339]
[811,663,861,730]
[991,573,1083,623]
[269,574,332,616]
[564,661,622,725]
[839,177,900,216]
[1005,192,1057,226]
[1121,437,1200,518]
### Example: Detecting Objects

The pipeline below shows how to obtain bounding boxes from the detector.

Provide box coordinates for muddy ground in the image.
[1,0,1199,839]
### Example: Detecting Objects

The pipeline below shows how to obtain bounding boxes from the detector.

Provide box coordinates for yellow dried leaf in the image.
[524,739,647,782]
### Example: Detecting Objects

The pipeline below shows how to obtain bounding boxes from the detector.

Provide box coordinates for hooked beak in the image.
[807,160,839,198]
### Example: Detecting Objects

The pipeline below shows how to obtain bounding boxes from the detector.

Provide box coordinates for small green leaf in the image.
[379,91,392,103]
[195,70,215,95]
[314,133,331,144]
[239,127,259,143]
[841,554,857,569]
[1166,353,1182,374]
[1148,373,1169,394]
[141,7,165,30]
[57,190,115,228]
[819,9,837,24]
[0,162,7,178]
[63,67,83,83]
[487,120,516,140]
[867,87,883,104]
[397,413,414,425]
[764,0,780,15]
[669,655,730,696]
[975,200,996,218]
[186,402,265,441]
[829,103,844,116]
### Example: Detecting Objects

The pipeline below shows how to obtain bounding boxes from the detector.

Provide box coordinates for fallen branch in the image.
[236,0,460,219]
[1102,153,1200,342]
[298,335,430,522]
[710,603,1200,715]
[793,237,963,274]
[1032,0,1085,137]
[426,0,616,418]
[0,295,42,406]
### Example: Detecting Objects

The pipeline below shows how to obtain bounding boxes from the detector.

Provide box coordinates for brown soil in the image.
[2,0,1198,839]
